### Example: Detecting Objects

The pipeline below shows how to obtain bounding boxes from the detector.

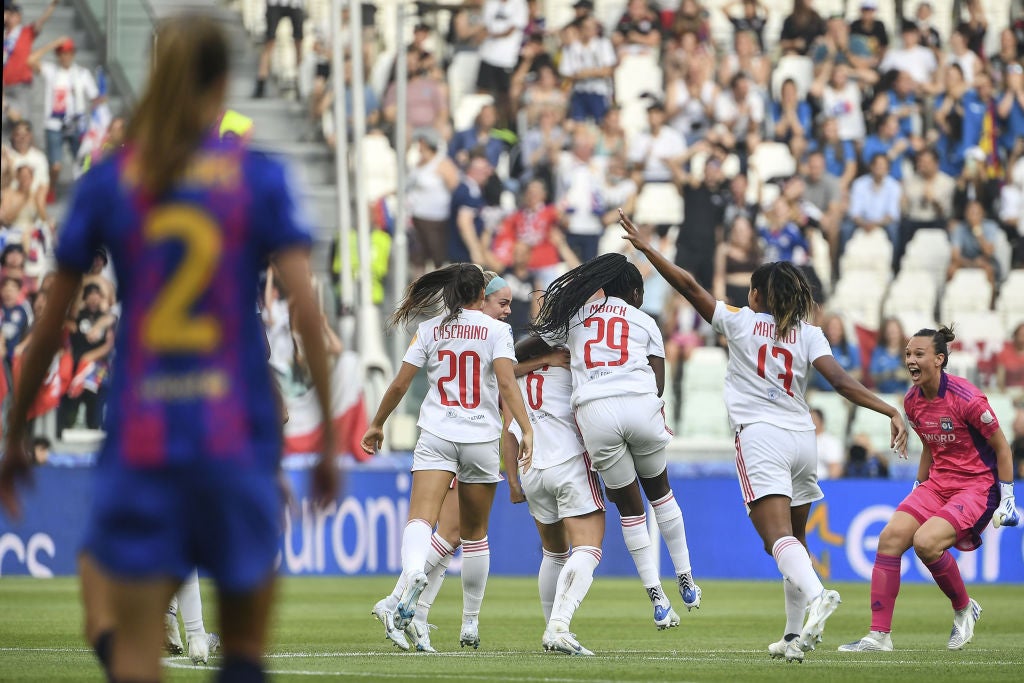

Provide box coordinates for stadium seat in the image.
[452,93,494,133]
[808,391,851,441]
[944,351,979,385]
[997,270,1024,330]
[840,230,893,280]
[948,311,1005,347]
[447,51,481,117]
[940,269,993,321]
[890,312,938,339]
[614,54,663,108]
[748,142,796,184]
[770,55,814,101]
[847,394,903,454]
[808,229,832,297]
[362,133,398,201]
[882,270,937,318]
[831,270,886,329]
[683,347,728,393]
[901,229,951,285]
[987,393,1017,442]
[680,390,732,440]
[634,182,684,226]
[619,100,650,140]
[369,51,396,102]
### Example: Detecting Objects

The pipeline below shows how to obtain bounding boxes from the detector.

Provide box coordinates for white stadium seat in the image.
[940,269,993,322]
[614,54,663,108]
[848,394,903,454]
[634,182,684,226]
[452,93,494,133]
[770,55,814,101]
[681,390,732,440]
[363,133,398,201]
[748,142,796,183]
[683,347,728,393]
[447,51,481,118]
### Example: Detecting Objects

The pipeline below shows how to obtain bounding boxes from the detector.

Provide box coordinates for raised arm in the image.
[812,354,908,456]
[618,209,717,323]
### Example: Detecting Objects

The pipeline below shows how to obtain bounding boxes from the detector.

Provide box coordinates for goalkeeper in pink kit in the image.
[840,326,1019,653]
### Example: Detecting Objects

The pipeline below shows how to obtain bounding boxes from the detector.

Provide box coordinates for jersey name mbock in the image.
[548,297,664,408]
[404,309,516,443]
[903,372,1001,489]
[712,301,832,431]
[509,365,585,469]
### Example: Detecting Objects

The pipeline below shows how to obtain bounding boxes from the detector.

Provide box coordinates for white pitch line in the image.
[0,647,92,653]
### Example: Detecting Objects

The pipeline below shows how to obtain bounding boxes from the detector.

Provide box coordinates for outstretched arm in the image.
[618,209,717,324]
[812,355,908,457]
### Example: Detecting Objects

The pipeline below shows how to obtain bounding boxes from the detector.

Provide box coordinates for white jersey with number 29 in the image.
[509,365,585,470]
[546,296,664,409]
[712,301,832,432]
[404,309,517,443]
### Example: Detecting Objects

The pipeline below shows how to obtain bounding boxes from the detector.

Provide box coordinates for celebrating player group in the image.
[362,208,1019,661]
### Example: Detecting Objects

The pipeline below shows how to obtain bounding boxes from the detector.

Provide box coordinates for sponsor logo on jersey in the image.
[446,409,458,418]
[767,388,779,401]
[980,410,995,424]
[940,417,954,432]
[922,432,956,444]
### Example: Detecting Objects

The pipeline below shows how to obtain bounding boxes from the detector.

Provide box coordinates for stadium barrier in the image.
[2,458,1022,582]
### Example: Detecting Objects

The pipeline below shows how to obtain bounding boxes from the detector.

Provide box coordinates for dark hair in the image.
[0,276,21,289]
[127,15,229,195]
[749,262,815,341]
[912,325,956,369]
[1,244,25,264]
[389,263,485,329]
[83,283,103,299]
[531,253,643,339]
[869,152,889,168]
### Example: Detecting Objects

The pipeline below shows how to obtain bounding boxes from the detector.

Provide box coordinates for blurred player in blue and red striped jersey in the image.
[0,15,337,683]
[840,326,1017,654]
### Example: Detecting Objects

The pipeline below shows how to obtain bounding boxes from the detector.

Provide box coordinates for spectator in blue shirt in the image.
[998,63,1024,155]
[449,103,507,170]
[869,317,910,394]
[760,197,810,264]
[813,116,858,190]
[812,312,862,391]
[448,153,494,265]
[772,78,812,146]
[934,63,969,177]
[861,113,910,180]
[845,153,902,247]
[870,70,920,139]
[0,276,31,365]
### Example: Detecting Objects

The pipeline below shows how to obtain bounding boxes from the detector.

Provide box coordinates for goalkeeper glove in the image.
[993,481,1020,528]
[913,479,921,491]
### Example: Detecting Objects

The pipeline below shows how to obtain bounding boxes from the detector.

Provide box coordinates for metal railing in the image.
[76,0,156,102]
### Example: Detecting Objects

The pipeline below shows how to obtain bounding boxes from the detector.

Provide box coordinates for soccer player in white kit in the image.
[372,272,514,652]
[619,210,908,662]
[361,264,533,652]
[503,337,606,656]
[529,253,701,630]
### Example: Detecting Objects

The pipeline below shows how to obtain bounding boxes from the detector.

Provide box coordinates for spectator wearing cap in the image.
[612,0,661,57]
[997,62,1024,156]
[477,0,529,127]
[569,0,594,27]
[778,0,825,57]
[846,153,901,247]
[848,0,888,65]
[628,100,687,183]
[861,113,912,181]
[407,132,459,275]
[914,1,942,52]
[2,0,59,124]
[879,22,939,93]
[29,36,102,195]
[559,15,617,125]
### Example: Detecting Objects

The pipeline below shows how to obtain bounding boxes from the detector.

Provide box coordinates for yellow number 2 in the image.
[141,205,223,354]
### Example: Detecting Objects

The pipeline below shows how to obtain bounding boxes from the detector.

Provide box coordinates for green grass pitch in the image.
[1,576,1022,681]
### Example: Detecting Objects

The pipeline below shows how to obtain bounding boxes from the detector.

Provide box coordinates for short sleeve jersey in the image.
[404,309,516,443]
[508,365,584,469]
[712,301,832,431]
[903,372,1001,490]
[547,296,664,409]
[54,135,313,469]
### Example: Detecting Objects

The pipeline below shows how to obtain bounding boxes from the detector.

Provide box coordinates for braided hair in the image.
[750,261,815,341]
[388,263,485,329]
[531,253,643,339]
[912,325,956,369]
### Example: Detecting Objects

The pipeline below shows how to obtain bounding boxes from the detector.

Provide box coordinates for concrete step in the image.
[261,141,336,185]
[300,185,343,241]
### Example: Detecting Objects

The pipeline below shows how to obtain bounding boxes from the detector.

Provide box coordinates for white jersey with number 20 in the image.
[712,301,832,432]
[547,296,664,409]
[404,309,517,443]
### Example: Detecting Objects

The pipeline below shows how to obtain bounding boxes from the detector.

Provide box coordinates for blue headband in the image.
[485,276,509,296]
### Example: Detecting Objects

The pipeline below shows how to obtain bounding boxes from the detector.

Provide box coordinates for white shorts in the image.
[412,430,501,484]
[574,394,672,490]
[521,452,605,525]
[734,422,823,507]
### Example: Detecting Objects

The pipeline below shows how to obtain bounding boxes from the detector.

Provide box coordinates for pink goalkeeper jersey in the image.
[903,373,1001,489]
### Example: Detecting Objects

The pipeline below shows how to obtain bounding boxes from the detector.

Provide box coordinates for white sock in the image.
[539,548,570,622]
[620,514,663,597]
[549,546,601,629]
[177,570,205,637]
[650,491,692,576]
[401,518,433,576]
[772,536,824,600]
[385,573,407,611]
[460,536,490,620]
[783,576,805,636]
[415,536,456,626]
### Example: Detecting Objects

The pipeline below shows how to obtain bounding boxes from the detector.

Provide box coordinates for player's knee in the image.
[877,523,913,555]
[911,529,943,563]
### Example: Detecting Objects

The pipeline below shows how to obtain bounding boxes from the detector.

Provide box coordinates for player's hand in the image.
[889,414,908,459]
[618,209,647,250]
[509,481,527,504]
[0,436,33,521]
[361,424,384,455]
[993,497,1020,528]
[546,348,571,369]
[311,430,340,509]
[518,429,533,473]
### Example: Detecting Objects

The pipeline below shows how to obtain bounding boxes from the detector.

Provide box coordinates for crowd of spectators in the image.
[3,0,118,438]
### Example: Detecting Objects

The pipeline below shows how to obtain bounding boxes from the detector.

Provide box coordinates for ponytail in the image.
[389,263,485,329]
[531,253,642,339]
[913,324,956,369]
[127,16,229,196]
[750,261,815,341]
